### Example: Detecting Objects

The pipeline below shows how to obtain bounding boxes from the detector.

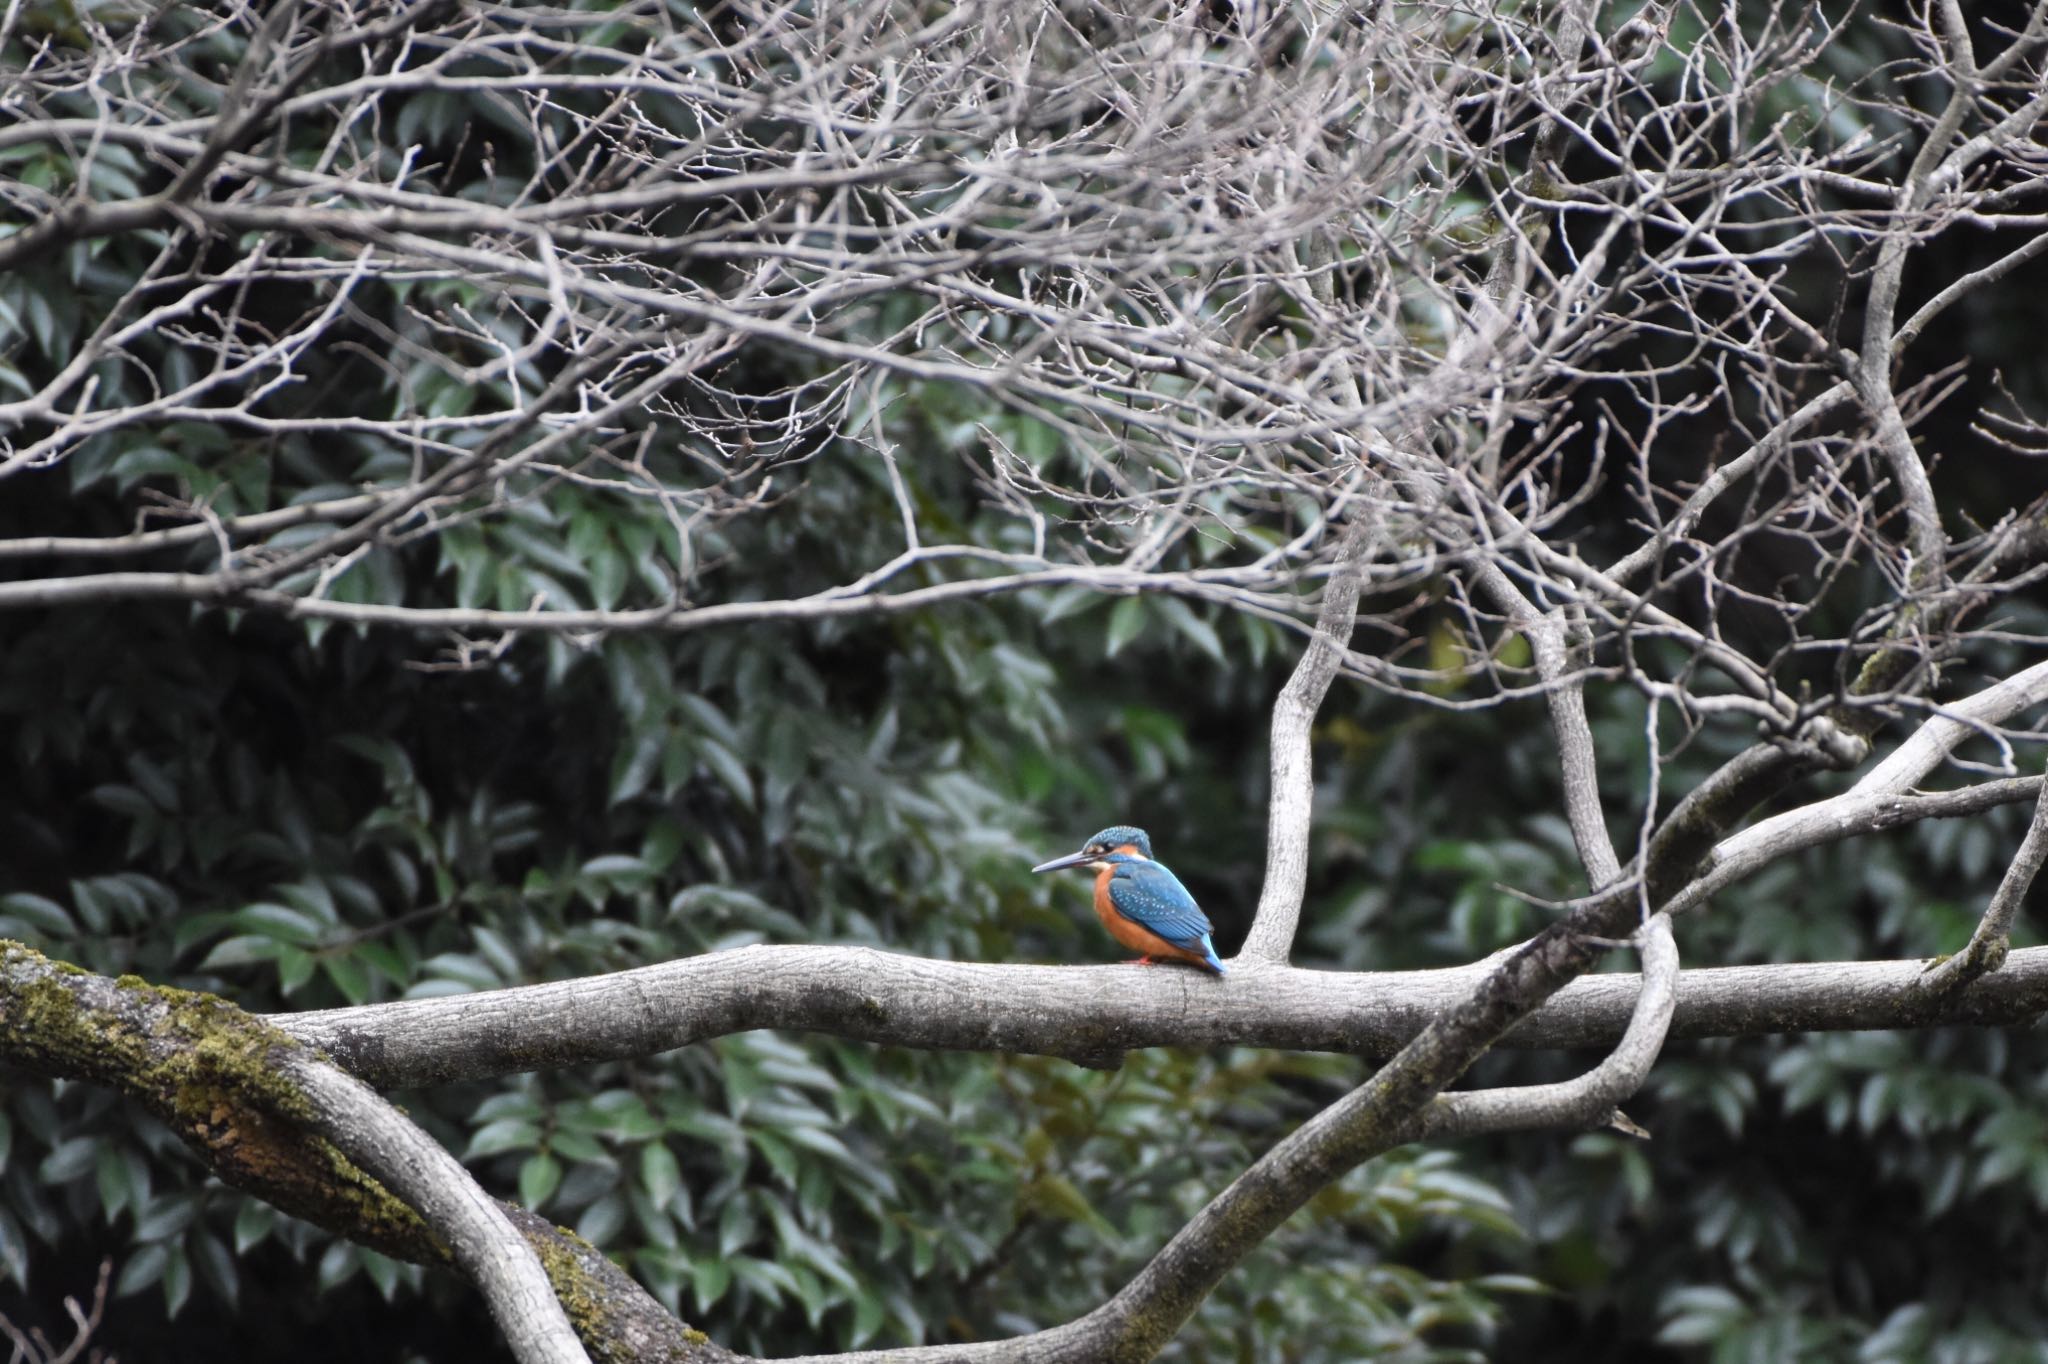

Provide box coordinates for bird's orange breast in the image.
[1092,868,1206,964]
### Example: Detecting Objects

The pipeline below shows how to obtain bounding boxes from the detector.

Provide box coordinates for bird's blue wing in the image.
[1107,862,1213,948]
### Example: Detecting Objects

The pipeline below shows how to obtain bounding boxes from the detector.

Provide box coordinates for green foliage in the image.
[15,463,2046,1359]
[0,417,1526,1359]
[6,3,2048,1362]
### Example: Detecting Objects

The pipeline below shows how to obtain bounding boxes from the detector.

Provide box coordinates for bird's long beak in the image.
[1030,850,1093,874]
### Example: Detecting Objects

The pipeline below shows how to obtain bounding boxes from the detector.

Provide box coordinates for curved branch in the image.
[1239,524,1368,962]
[0,943,752,1363]
[277,1056,590,1364]
[281,752,2047,1093]
[1854,39,1973,575]
[277,940,2048,1088]
[1918,767,2048,997]
[1423,911,1676,1138]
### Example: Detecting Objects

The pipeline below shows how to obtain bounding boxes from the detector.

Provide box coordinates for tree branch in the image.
[0,942,730,1364]
[1421,912,1677,1138]
[1469,558,1620,888]
[0,495,389,561]
[277,1056,591,1364]
[1917,766,2048,997]
[1849,658,2048,795]
[1239,524,1369,963]
[275,762,2045,1089]
[276,932,2048,1085]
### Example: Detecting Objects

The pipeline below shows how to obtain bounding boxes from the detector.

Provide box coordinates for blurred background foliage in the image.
[7,2,2048,1363]
[7,412,2048,1364]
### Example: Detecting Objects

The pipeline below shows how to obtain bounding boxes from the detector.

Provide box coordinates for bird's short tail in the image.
[1198,935,1227,975]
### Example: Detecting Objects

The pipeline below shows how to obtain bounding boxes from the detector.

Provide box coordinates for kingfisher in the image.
[1031,826,1227,975]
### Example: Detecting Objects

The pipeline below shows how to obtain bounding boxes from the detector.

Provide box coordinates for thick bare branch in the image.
[1239,525,1369,963]
[0,942,730,1363]
[279,1058,591,1364]
[1422,912,1678,1138]
[277,765,2045,1089]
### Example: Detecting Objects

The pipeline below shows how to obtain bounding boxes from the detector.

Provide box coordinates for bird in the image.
[1031,825,1227,975]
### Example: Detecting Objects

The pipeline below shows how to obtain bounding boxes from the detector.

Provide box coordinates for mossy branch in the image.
[0,943,729,1364]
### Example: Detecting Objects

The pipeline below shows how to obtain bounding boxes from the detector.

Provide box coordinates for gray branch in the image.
[278,939,2048,1091]
[1421,912,1678,1139]
[280,1058,591,1364]
[1239,527,1369,962]
[1919,768,2048,997]
[1470,559,1620,888]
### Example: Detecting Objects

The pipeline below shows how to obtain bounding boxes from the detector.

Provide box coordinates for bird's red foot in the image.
[1125,957,1157,966]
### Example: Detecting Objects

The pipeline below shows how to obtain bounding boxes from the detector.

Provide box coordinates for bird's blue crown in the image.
[1084,825,1152,858]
